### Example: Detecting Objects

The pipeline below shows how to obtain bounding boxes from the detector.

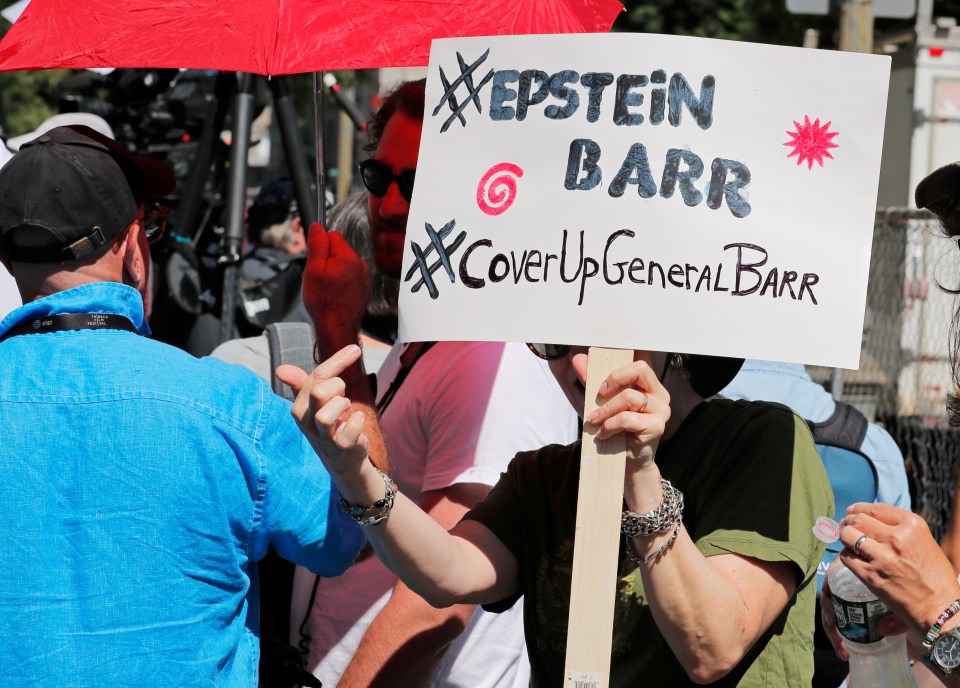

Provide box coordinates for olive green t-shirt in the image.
[463,399,832,687]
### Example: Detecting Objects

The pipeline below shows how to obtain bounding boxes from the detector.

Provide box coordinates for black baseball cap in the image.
[0,125,176,263]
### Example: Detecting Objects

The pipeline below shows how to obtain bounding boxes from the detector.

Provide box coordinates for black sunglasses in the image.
[358,159,416,202]
[526,343,571,360]
[141,202,170,244]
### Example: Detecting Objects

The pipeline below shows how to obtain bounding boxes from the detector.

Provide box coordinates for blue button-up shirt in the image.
[0,282,363,686]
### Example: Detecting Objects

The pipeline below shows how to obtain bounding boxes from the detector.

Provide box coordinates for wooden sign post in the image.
[563,347,633,688]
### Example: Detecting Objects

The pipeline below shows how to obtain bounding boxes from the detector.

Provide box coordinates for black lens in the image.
[358,160,415,202]
[359,159,392,197]
[526,343,570,360]
[397,170,416,202]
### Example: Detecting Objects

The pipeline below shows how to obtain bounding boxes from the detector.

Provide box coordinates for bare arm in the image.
[338,484,489,688]
[276,347,519,608]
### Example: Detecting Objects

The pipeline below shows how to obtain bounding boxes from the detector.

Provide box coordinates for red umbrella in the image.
[0,0,623,76]
[0,0,622,342]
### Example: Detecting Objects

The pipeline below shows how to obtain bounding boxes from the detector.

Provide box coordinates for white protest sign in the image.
[398,33,890,369]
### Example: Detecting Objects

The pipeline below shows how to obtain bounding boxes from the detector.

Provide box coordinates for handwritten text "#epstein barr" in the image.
[484,68,750,219]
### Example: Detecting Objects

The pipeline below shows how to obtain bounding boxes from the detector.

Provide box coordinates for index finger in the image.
[599,354,659,398]
[844,502,912,526]
[275,344,362,396]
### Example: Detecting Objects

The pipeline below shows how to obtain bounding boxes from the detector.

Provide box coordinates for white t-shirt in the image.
[291,340,579,687]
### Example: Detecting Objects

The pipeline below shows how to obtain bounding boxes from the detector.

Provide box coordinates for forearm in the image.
[336,463,501,607]
[625,467,788,682]
[338,584,475,688]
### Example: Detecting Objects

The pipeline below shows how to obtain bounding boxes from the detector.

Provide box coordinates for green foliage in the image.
[617,0,818,46]
[0,68,68,137]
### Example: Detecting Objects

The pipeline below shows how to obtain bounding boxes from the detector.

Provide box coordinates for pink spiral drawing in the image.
[477,163,524,216]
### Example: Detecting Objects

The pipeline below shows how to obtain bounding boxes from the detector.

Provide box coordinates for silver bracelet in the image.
[625,522,682,566]
[339,467,397,526]
[621,479,684,538]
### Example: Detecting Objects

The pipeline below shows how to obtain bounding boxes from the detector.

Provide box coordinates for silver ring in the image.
[853,534,869,557]
[639,392,649,413]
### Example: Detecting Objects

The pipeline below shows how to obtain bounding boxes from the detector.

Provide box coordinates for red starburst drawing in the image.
[784,115,839,170]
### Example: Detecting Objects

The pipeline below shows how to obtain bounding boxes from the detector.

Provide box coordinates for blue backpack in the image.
[808,400,878,595]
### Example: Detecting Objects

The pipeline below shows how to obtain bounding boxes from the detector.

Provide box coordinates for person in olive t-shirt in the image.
[282,345,833,688]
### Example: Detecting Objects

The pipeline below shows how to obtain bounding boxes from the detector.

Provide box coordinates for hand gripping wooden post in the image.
[563,347,634,688]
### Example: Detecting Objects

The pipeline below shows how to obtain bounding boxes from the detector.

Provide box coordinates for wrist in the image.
[624,463,664,513]
[338,460,389,505]
[339,464,397,526]
[921,588,960,637]
[622,477,684,566]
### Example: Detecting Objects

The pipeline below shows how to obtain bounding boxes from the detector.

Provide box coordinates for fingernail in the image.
[598,382,609,396]
[587,409,599,424]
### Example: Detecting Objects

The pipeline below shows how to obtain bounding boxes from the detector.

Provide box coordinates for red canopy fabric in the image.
[0,0,623,76]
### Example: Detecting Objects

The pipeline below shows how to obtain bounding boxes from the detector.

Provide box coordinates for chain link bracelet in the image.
[621,479,684,538]
[625,522,682,566]
[339,467,397,526]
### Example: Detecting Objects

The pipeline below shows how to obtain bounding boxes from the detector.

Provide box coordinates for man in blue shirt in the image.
[0,125,364,686]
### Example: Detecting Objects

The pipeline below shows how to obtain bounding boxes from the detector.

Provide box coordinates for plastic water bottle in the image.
[828,560,919,688]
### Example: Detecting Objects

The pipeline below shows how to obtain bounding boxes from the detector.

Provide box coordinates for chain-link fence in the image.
[810,209,960,539]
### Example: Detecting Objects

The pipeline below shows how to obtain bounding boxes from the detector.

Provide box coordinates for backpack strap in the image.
[807,400,869,450]
[264,322,316,402]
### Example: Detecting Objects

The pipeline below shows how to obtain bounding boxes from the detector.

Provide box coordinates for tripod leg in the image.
[219,72,256,345]
[270,76,319,227]
[173,72,234,244]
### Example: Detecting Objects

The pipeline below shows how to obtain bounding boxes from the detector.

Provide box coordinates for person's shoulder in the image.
[706,397,799,426]
[506,440,581,485]
[432,341,555,380]
[140,336,276,413]
[210,335,271,381]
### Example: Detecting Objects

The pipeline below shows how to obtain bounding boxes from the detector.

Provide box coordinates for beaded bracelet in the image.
[922,598,960,659]
[339,467,397,526]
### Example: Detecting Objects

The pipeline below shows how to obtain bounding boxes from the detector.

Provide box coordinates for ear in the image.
[120,220,147,287]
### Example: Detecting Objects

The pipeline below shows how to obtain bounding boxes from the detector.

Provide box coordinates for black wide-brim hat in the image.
[916,161,960,229]
[680,353,745,398]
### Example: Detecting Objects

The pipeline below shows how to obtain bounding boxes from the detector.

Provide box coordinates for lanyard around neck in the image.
[0,313,139,342]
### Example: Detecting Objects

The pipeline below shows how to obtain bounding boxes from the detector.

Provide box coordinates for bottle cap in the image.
[813,516,840,544]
